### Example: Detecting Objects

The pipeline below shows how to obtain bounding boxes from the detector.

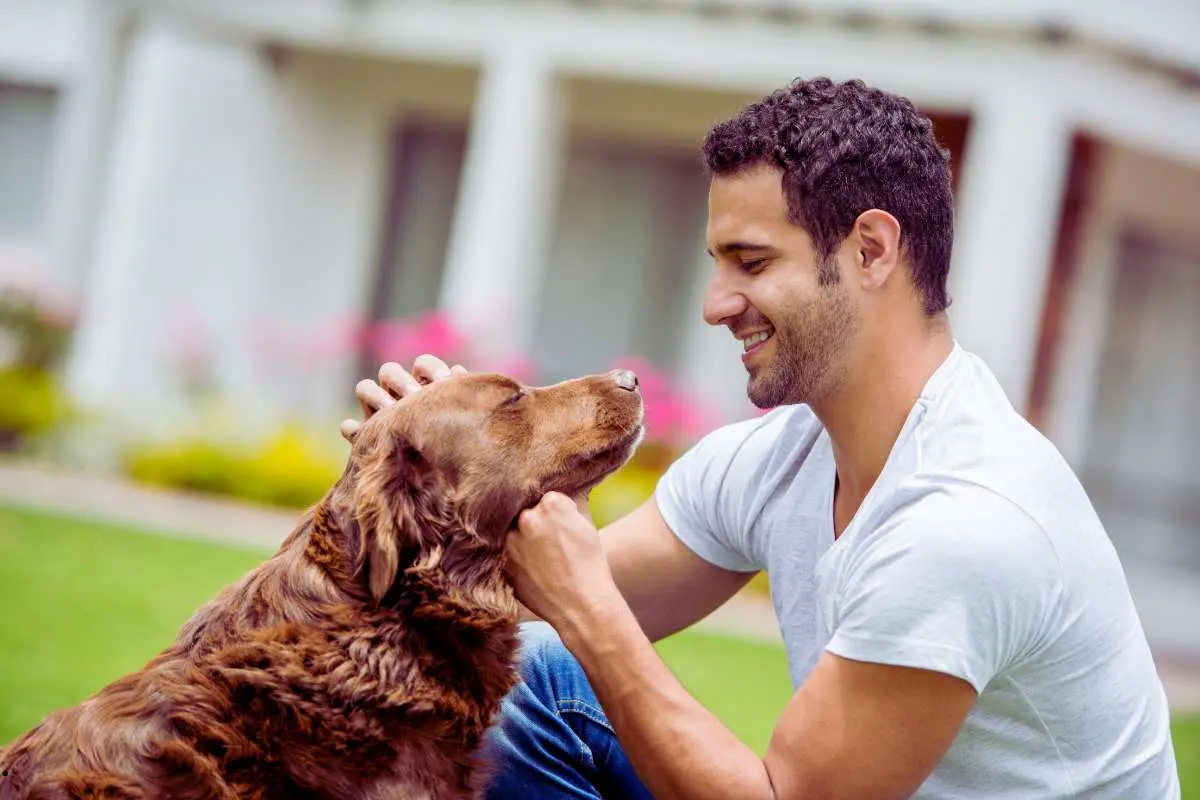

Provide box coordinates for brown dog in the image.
[0,369,643,799]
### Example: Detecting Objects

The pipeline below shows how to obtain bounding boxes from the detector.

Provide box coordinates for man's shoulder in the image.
[662,404,828,509]
[868,477,1056,566]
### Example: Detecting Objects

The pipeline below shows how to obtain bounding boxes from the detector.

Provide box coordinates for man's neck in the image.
[811,320,954,531]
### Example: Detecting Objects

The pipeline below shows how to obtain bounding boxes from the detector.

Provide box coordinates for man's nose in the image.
[702,271,748,327]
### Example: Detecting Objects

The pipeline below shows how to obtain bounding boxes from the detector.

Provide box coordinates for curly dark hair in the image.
[703,77,954,315]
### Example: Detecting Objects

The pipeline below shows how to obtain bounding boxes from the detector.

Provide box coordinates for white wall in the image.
[1047,145,1200,466]
[0,0,88,84]
[1044,144,1200,658]
[64,33,480,434]
[246,51,475,420]
[38,0,1200,447]
[66,14,277,433]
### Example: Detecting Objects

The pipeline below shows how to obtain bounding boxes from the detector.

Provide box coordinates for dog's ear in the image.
[460,473,535,546]
[351,425,428,603]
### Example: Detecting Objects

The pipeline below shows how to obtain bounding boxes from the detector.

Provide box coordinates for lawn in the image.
[1,503,1196,792]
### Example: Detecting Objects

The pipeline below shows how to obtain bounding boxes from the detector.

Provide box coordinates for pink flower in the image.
[610,356,721,446]
[306,316,366,363]
[364,312,467,366]
[482,353,536,382]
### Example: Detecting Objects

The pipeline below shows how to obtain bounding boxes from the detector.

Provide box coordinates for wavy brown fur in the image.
[0,371,643,799]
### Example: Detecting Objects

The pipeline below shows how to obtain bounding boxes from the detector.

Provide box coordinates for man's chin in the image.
[746,379,782,409]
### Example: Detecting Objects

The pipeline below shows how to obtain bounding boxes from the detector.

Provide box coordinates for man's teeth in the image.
[741,331,772,351]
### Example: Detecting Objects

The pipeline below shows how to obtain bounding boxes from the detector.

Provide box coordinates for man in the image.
[343,78,1180,798]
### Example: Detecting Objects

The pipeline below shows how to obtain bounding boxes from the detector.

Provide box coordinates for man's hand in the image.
[507,492,621,631]
[340,354,467,441]
[342,357,758,643]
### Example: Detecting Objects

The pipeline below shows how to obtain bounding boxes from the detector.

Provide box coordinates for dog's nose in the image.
[613,370,639,392]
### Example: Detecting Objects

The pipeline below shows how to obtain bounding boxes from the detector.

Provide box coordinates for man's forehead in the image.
[705,211,786,256]
[706,167,791,248]
[708,164,786,204]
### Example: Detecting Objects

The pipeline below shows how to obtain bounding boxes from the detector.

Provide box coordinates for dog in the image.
[0,369,644,799]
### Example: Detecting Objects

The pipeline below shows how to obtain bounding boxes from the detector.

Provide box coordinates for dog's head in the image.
[321,369,643,606]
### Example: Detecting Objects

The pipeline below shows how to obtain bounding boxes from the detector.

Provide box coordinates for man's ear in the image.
[852,208,903,290]
[352,426,426,603]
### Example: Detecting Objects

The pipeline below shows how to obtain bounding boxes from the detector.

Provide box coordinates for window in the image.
[532,139,708,382]
[1082,231,1200,571]
[368,118,467,323]
[0,83,59,237]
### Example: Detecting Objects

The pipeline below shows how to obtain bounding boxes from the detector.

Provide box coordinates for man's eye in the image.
[740,259,768,273]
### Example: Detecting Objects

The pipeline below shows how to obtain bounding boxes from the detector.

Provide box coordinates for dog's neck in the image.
[301,497,518,631]
[301,501,362,595]
[392,535,518,634]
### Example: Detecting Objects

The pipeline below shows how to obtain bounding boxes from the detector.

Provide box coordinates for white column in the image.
[438,50,564,363]
[677,244,753,426]
[1041,217,1118,468]
[948,87,1073,411]
[40,0,128,298]
[64,13,273,430]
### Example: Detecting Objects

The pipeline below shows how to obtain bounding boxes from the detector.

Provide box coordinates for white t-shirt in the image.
[656,343,1180,798]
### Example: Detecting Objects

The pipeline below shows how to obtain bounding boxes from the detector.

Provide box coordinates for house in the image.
[2,0,1198,658]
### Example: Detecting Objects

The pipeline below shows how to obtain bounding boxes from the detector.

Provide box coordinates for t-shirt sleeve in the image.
[825,487,1063,692]
[654,422,762,573]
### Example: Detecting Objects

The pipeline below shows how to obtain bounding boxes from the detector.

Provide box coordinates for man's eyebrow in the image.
[705,241,775,258]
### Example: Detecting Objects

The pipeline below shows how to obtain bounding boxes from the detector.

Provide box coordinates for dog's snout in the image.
[612,370,639,392]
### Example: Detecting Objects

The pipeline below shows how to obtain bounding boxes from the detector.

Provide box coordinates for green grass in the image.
[0,505,264,738]
[0,504,1196,793]
[1178,716,1200,796]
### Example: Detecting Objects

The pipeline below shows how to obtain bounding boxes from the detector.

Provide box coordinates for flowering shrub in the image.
[361,312,538,383]
[607,356,719,450]
[0,287,75,371]
[362,312,467,368]
[0,287,77,450]
[123,423,344,509]
[125,310,729,513]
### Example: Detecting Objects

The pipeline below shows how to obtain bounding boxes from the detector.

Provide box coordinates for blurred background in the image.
[1,0,1199,778]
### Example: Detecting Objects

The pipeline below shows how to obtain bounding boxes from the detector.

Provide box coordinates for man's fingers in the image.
[378,362,422,399]
[542,491,575,512]
[517,506,541,532]
[340,419,362,443]
[356,378,395,417]
[412,354,453,385]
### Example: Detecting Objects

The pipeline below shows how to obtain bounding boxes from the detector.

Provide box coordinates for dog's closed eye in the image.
[498,391,525,409]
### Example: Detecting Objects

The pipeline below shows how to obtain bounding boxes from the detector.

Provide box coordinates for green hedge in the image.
[123,424,345,509]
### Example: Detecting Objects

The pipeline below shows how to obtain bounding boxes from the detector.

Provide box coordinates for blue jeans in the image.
[484,621,655,799]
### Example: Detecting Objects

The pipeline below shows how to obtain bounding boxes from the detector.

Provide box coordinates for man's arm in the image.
[561,592,976,799]
[344,357,754,642]
[601,496,755,642]
[518,496,752,640]
[509,492,980,800]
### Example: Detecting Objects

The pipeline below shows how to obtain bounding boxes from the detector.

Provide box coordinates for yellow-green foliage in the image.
[122,431,765,597]
[590,463,662,529]
[0,367,74,442]
[234,426,346,509]
[123,424,344,509]
[590,453,770,597]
